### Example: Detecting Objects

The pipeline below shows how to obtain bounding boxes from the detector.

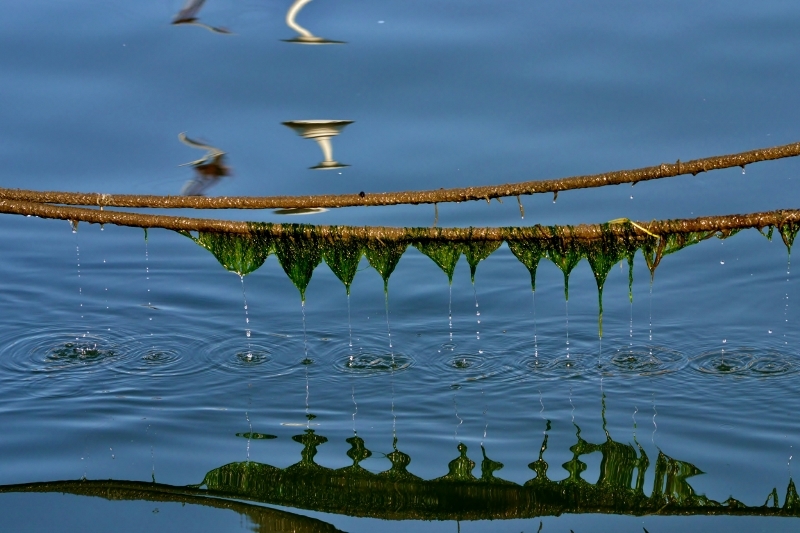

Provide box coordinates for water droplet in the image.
[720,261,725,265]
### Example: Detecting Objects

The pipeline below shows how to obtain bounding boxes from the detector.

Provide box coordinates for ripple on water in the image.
[110,332,205,378]
[195,332,298,377]
[333,352,414,375]
[514,351,600,381]
[433,351,517,384]
[690,348,798,378]
[600,346,688,376]
[0,328,129,374]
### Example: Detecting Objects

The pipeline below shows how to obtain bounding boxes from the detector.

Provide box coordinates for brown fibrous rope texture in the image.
[1,198,797,241]
[0,141,798,210]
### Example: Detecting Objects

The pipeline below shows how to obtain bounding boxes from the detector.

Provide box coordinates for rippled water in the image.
[3,1,800,532]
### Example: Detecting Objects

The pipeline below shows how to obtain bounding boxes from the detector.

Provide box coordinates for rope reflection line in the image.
[0,140,799,210]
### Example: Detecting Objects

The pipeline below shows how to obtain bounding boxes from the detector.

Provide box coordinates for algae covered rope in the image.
[2,197,800,241]
[0,140,799,210]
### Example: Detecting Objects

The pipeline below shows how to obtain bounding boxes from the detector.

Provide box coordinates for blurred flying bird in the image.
[172,0,232,34]
[178,132,231,196]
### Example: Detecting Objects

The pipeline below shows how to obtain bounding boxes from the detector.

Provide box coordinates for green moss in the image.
[779,221,800,254]
[188,230,273,276]
[273,225,322,302]
[584,223,639,337]
[414,240,464,285]
[642,231,714,281]
[546,230,585,301]
[320,229,365,295]
[506,236,547,292]
[364,240,408,292]
[464,239,502,283]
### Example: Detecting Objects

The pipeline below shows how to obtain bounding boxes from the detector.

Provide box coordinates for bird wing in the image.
[178,132,226,166]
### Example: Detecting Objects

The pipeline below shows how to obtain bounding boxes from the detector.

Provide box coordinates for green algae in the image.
[584,223,639,337]
[364,240,408,292]
[414,240,464,284]
[188,230,273,276]
[546,231,585,301]
[641,231,715,281]
[464,239,502,283]
[319,230,365,295]
[180,223,785,323]
[779,221,800,254]
[506,237,547,292]
[273,226,322,302]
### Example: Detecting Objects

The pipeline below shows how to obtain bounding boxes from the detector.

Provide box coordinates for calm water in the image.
[2,1,800,531]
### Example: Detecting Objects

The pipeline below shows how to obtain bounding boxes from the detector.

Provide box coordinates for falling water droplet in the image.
[347,293,353,349]
[565,299,570,358]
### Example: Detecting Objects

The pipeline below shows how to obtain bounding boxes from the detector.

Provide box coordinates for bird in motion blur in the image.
[178,132,231,196]
[172,0,232,34]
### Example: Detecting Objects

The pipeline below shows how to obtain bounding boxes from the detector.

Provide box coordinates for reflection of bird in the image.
[178,132,231,196]
[172,0,232,34]
[283,0,345,44]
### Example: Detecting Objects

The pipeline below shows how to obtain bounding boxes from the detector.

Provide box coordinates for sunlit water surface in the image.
[3,1,800,532]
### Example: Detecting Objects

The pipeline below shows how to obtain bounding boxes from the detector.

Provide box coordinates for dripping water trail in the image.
[74,224,84,325]
[473,282,482,343]
[144,232,155,351]
[532,291,539,359]
[651,391,658,446]
[240,276,252,356]
[385,287,398,445]
[785,255,791,347]
[301,300,309,363]
[384,290,393,353]
[347,293,353,350]
[452,394,463,443]
[481,389,488,445]
[351,385,358,434]
[629,299,634,350]
[245,394,253,462]
[448,284,453,343]
[565,299,570,359]
[648,280,654,359]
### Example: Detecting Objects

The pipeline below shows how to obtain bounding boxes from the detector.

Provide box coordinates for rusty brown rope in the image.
[1,198,797,241]
[0,141,798,210]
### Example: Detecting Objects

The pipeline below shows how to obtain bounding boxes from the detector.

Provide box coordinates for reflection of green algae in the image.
[320,230,365,295]
[273,226,322,302]
[188,230,273,276]
[507,236,547,292]
[364,240,408,292]
[464,240,501,283]
[196,419,795,521]
[414,241,463,284]
[434,443,477,483]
